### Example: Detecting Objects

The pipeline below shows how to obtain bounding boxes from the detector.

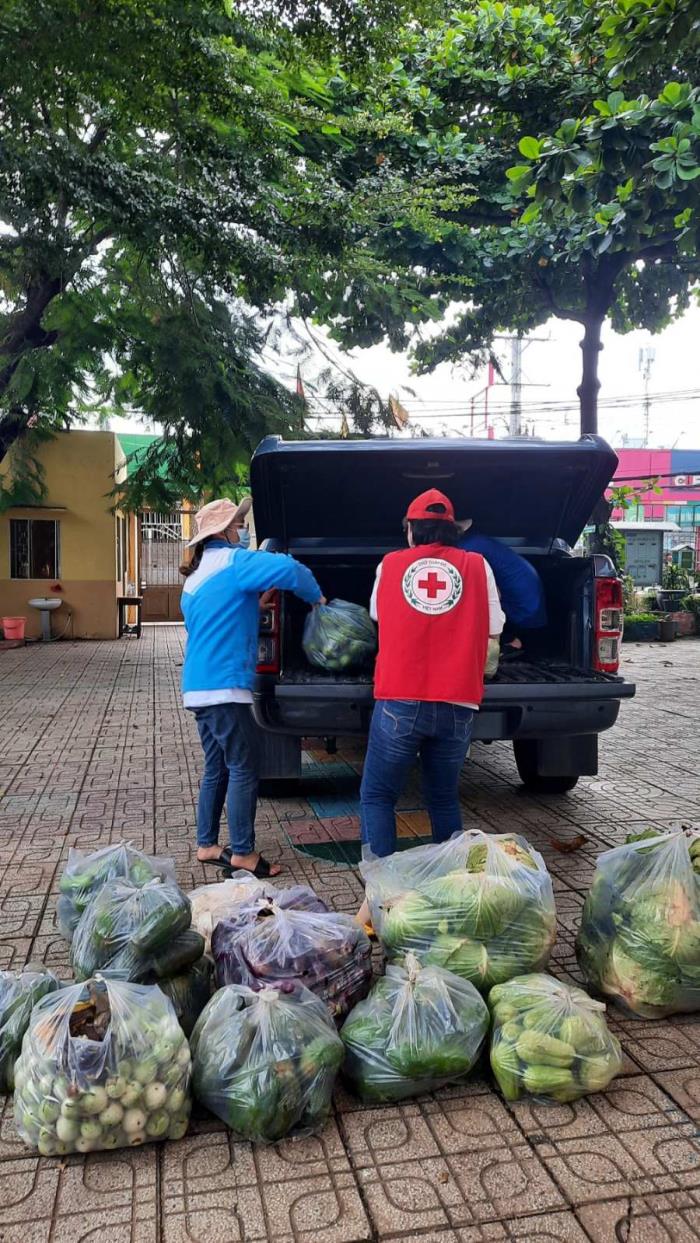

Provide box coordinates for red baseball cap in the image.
[405,489,456,522]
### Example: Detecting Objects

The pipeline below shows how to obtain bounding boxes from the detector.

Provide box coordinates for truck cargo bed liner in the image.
[279,658,622,687]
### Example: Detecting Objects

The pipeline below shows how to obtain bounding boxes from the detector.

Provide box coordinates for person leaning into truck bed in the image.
[180,496,325,880]
[360,489,505,861]
[457,522,547,647]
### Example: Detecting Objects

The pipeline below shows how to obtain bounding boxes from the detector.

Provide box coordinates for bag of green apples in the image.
[191,981,344,1142]
[576,829,700,1018]
[341,952,488,1103]
[488,973,622,1103]
[362,830,556,993]
[14,976,191,1156]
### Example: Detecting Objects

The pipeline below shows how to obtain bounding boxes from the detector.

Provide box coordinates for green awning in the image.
[117,433,167,479]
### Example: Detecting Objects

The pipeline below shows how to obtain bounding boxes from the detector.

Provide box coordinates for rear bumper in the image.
[253,677,635,742]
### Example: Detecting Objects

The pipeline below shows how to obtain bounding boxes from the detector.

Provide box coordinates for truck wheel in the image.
[513,741,579,794]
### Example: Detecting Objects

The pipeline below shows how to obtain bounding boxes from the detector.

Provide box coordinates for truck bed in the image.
[278,655,623,687]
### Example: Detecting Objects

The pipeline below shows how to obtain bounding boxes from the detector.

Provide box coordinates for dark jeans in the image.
[360,700,474,858]
[194,703,259,856]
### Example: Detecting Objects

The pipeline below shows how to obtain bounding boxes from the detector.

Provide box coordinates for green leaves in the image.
[518,136,541,159]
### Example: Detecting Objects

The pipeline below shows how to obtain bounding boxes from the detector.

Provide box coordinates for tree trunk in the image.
[577,313,603,436]
[0,409,30,464]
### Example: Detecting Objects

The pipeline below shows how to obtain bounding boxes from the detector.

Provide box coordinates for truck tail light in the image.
[257,590,280,674]
[593,577,623,673]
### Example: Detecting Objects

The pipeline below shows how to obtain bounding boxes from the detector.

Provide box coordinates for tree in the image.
[307,1,700,434]
[0,0,427,506]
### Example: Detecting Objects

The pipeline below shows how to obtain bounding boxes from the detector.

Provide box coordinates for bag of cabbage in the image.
[576,829,700,1018]
[362,830,556,993]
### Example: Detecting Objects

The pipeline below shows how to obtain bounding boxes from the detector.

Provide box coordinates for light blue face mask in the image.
[237,527,251,549]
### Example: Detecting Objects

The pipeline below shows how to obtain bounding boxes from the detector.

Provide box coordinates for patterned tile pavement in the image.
[0,630,699,1242]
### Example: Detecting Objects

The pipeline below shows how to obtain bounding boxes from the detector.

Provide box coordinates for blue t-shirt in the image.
[458,533,547,628]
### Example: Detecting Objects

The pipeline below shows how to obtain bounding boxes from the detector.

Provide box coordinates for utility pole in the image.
[639,346,655,447]
[510,334,523,437]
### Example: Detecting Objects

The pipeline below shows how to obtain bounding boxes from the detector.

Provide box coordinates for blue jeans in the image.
[194,704,259,856]
[360,700,474,858]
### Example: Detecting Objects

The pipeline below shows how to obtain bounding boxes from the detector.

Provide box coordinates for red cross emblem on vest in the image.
[417,570,447,599]
[402,557,463,615]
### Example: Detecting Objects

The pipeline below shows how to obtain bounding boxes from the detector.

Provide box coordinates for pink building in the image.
[611,448,700,536]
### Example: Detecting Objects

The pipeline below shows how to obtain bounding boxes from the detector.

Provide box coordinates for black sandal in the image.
[226,854,280,880]
[199,846,233,871]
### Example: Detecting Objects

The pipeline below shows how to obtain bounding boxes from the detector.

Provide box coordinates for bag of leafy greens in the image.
[488,973,622,1103]
[191,981,344,1141]
[14,977,191,1155]
[576,829,700,1018]
[57,842,175,942]
[363,830,556,993]
[0,966,60,1093]
[341,952,488,1103]
[212,887,372,1021]
[71,877,197,983]
[303,599,377,672]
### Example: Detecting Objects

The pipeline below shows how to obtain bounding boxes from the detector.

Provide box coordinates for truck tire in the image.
[513,740,580,794]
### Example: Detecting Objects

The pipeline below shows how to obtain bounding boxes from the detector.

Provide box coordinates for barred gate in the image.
[139,510,189,622]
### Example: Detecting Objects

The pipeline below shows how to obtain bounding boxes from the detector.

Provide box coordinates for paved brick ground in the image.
[0,631,699,1243]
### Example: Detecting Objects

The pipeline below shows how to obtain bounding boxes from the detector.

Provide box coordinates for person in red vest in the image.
[361,488,504,860]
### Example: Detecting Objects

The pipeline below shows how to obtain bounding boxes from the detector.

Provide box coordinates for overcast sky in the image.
[113,301,700,449]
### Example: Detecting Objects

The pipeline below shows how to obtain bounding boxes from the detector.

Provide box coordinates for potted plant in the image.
[623,613,660,642]
[676,594,700,636]
[657,564,691,612]
[658,615,677,642]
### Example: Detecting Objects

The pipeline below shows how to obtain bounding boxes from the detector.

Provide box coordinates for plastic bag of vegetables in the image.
[341,952,488,1103]
[363,830,556,993]
[212,887,372,1020]
[188,876,276,954]
[71,877,200,982]
[191,981,343,1141]
[302,599,377,672]
[488,973,622,1103]
[576,829,700,1018]
[57,842,175,942]
[0,966,60,1093]
[151,958,213,1037]
[14,977,191,1155]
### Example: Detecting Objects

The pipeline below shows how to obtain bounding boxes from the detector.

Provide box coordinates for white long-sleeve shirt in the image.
[369,555,505,710]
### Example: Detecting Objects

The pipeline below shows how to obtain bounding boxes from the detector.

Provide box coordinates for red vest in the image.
[374,544,490,705]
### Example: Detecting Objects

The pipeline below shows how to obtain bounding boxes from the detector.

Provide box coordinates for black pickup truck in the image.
[251,434,634,791]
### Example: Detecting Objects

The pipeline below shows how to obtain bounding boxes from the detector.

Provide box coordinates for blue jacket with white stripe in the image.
[181,540,321,696]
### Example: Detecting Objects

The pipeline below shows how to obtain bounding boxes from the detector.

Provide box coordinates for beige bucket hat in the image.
[187,496,252,547]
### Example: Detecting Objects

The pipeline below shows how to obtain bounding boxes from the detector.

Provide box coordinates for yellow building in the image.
[0,430,139,640]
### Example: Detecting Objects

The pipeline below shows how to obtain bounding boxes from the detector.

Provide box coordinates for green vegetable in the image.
[71,877,193,982]
[57,843,175,942]
[364,831,556,994]
[487,973,622,1104]
[0,966,59,1093]
[14,977,191,1155]
[303,599,376,673]
[341,953,488,1104]
[191,983,343,1142]
[576,831,700,1018]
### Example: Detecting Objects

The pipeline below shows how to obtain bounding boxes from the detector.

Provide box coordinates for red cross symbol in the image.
[417,571,447,599]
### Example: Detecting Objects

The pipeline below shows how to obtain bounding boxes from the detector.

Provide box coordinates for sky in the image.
[112,302,700,450]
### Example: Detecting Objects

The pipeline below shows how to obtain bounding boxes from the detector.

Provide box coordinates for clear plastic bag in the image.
[302,599,377,672]
[188,876,277,954]
[71,877,195,982]
[211,887,372,1021]
[57,843,175,942]
[363,830,556,993]
[0,966,60,1092]
[191,982,344,1141]
[488,973,622,1103]
[576,829,700,1018]
[341,952,488,1103]
[14,976,191,1155]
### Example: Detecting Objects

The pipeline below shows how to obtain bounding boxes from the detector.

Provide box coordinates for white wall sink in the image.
[28,598,62,611]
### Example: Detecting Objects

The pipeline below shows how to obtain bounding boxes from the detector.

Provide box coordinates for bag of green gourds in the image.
[341,952,489,1103]
[70,877,199,982]
[14,977,191,1155]
[488,973,622,1104]
[57,843,175,942]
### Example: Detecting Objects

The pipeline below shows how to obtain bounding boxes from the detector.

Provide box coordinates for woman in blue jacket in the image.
[180,496,324,878]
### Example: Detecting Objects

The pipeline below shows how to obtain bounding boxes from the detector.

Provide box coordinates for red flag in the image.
[296,364,305,400]
[487,361,495,387]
